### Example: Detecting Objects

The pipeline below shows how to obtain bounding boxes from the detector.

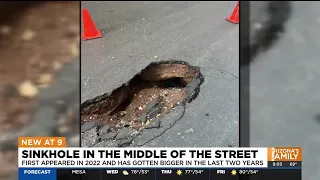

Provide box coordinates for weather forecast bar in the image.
[18,168,301,180]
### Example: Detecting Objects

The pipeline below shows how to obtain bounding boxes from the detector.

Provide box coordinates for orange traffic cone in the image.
[82,8,102,40]
[226,2,239,24]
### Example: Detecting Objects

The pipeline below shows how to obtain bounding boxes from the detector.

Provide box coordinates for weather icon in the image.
[231,170,237,176]
[122,170,129,176]
[176,169,183,176]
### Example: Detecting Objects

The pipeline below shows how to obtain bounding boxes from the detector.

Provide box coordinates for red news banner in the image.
[18,137,302,180]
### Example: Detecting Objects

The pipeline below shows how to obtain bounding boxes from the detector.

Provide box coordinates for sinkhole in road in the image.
[81,60,204,132]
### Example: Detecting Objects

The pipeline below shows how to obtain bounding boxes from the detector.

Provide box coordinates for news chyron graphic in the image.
[18,137,301,180]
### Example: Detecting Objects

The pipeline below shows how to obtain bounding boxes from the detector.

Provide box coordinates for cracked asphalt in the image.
[81,1,239,147]
[250,2,320,180]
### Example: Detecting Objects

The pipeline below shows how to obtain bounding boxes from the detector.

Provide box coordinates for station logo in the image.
[268,147,302,161]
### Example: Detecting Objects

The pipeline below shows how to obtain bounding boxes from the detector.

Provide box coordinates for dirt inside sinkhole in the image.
[81,62,202,131]
[0,2,79,180]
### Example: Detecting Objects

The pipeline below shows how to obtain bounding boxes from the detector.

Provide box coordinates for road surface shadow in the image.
[314,114,320,124]
[242,1,292,66]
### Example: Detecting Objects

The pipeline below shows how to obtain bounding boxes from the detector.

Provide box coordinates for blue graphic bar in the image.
[18,167,301,180]
[19,168,56,180]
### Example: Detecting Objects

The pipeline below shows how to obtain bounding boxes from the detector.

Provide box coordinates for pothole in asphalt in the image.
[81,60,204,144]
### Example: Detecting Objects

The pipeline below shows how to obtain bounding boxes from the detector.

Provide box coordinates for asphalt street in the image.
[81,1,239,147]
[250,2,320,180]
